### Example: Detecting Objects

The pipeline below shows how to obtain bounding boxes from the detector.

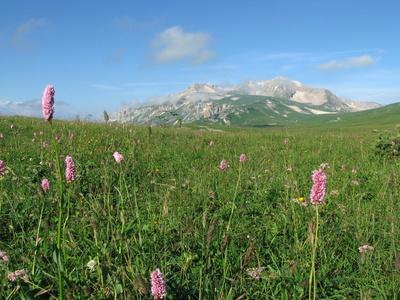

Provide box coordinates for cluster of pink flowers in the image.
[0,160,5,178]
[220,159,228,171]
[42,85,55,123]
[284,138,289,145]
[246,267,265,279]
[0,251,9,264]
[358,245,375,253]
[7,269,29,282]
[210,141,214,146]
[310,169,326,205]
[113,152,124,163]
[65,156,76,182]
[240,154,246,163]
[41,179,50,191]
[151,268,167,299]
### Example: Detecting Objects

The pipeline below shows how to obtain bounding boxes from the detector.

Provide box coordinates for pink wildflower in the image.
[0,251,9,264]
[40,131,43,136]
[43,142,48,148]
[151,268,167,299]
[7,269,29,282]
[240,154,246,163]
[70,134,74,140]
[0,133,3,138]
[10,125,14,129]
[42,85,55,123]
[32,138,35,142]
[210,141,214,146]
[392,141,396,146]
[0,160,5,178]
[310,169,326,205]
[284,138,289,145]
[265,169,269,173]
[342,165,347,170]
[34,132,37,136]
[41,179,50,191]
[358,245,375,253]
[113,152,124,163]
[65,156,76,182]
[220,159,228,171]
[352,169,357,173]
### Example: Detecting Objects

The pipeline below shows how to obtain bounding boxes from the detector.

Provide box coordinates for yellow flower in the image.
[299,197,304,202]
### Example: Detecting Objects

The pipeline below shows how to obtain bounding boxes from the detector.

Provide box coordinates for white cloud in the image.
[0,97,84,120]
[317,55,379,71]
[0,98,42,117]
[150,26,214,65]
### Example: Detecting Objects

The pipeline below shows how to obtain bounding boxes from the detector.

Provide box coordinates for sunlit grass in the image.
[0,115,399,299]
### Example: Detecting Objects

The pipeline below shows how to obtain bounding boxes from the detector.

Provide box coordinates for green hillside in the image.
[188,95,400,130]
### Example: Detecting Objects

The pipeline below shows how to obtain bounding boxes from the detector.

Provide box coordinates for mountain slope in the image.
[112,77,382,126]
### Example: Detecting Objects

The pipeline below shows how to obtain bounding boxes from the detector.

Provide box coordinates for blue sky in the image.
[1,0,399,120]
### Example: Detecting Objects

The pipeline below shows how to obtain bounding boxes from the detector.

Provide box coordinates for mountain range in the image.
[112,77,382,126]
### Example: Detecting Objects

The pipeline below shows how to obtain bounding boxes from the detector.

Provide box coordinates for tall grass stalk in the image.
[221,161,242,294]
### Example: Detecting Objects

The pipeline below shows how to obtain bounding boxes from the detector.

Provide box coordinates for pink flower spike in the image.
[285,138,289,145]
[42,85,55,123]
[0,160,5,178]
[113,152,124,163]
[65,156,76,182]
[41,179,50,191]
[220,159,227,171]
[310,169,326,205]
[240,154,246,163]
[151,268,167,299]
[210,141,214,146]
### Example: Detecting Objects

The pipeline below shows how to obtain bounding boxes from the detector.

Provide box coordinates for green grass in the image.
[0,115,399,299]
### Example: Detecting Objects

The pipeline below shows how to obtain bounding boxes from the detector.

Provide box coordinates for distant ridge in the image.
[112,77,382,126]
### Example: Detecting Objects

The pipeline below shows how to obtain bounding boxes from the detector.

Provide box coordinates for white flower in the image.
[87,260,96,271]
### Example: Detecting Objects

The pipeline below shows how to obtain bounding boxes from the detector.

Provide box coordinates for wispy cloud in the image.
[1,18,47,51]
[317,55,379,71]
[103,49,127,64]
[150,26,215,65]
[123,82,190,87]
[91,84,119,90]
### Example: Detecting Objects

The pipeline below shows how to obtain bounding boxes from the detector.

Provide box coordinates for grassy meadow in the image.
[0,115,400,299]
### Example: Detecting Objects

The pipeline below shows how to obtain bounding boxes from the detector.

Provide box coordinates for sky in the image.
[1,0,400,120]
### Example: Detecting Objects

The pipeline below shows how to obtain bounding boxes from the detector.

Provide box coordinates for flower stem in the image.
[309,206,319,300]
[50,123,64,300]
